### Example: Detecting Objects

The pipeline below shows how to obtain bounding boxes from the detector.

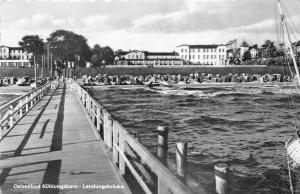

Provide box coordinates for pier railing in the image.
[0,81,58,140]
[73,81,203,194]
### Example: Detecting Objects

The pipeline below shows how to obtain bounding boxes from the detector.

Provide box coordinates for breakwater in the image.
[81,72,294,87]
[75,66,294,77]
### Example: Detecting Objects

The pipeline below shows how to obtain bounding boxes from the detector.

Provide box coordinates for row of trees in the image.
[18,30,114,70]
[241,40,297,63]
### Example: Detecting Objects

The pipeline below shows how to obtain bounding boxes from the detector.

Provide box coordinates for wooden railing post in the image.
[176,142,188,183]
[96,107,101,132]
[107,116,113,151]
[84,93,87,107]
[103,113,109,146]
[113,122,119,164]
[90,101,93,118]
[119,132,126,175]
[9,105,13,128]
[25,96,29,112]
[215,163,229,194]
[30,94,34,108]
[19,99,23,117]
[157,126,169,164]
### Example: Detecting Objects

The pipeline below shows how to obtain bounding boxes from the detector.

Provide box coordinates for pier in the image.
[0,80,213,194]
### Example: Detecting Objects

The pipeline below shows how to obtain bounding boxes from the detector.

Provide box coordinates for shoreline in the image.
[84,81,296,90]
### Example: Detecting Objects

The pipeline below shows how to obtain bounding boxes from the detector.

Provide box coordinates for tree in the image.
[19,35,44,65]
[91,44,103,67]
[101,46,114,65]
[47,30,91,68]
[242,50,251,62]
[261,40,278,58]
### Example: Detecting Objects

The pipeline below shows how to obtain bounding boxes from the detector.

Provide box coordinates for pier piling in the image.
[176,142,188,183]
[215,163,229,194]
[157,126,168,164]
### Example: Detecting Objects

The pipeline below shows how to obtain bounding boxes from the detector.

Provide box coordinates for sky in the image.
[0,0,300,51]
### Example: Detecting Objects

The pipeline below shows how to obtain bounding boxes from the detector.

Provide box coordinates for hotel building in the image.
[175,44,227,66]
[0,45,32,67]
[114,50,184,66]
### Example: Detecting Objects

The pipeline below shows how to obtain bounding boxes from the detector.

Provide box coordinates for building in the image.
[239,40,249,59]
[249,47,259,59]
[114,50,184,66]
[175,44,227,66]
[0,45,32,67]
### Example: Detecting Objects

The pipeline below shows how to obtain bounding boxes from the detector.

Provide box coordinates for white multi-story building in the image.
[114,50,183,66]
[175,44,227,66]
[0,45,32,67]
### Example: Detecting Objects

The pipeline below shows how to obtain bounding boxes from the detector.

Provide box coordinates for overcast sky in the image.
[0,0,300,51]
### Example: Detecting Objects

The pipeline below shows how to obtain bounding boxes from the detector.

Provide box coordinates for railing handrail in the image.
[0,81,53,112]
[0,80,58,140]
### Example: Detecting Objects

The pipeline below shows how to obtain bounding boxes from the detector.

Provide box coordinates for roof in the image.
[116,50,179,56]
[177,44,224,48]
[240,40,249,47]
[0,45,24,50]
[115,51,129,55]
[9,47,23,50]
[146,51,178,56]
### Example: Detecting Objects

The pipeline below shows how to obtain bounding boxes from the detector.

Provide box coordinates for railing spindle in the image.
[119,132,126,175]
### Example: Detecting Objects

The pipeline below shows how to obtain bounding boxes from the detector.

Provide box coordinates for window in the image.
[185,49,187,53]
[198,55,200,59]
[181,49,184,52]
[185,55,187,59]
[214,55,217,59]
[211,55,213,59]
[198,49,200,52]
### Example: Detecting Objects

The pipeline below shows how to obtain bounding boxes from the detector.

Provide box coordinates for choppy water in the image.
[89,84,300,194]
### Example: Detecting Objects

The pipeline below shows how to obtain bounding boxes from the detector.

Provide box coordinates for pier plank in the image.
[0,83,130,194]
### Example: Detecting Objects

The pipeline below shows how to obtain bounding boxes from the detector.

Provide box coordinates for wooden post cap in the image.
[157,126,169,135]
[215,163,229,194]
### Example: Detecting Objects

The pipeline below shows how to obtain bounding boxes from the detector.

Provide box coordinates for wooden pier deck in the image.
[0,83,130,194]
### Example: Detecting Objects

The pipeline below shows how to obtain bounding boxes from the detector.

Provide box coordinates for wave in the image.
[147,86,300,99]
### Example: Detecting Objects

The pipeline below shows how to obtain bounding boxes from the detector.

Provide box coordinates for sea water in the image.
[89,84,300,194]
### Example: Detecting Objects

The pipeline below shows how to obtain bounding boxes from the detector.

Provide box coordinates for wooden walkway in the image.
[0,83,131,194]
